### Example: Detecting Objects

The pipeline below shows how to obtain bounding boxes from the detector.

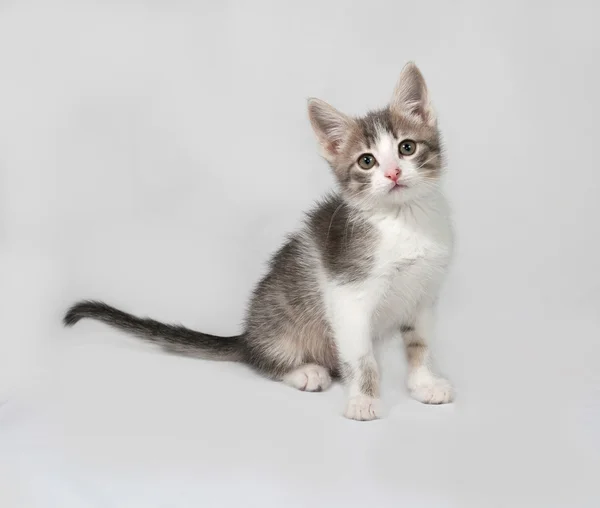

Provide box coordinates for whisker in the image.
[326,202,345,242]
[415,155,439,171]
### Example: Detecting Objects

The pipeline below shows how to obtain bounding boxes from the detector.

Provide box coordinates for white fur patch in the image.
[327,283,376,366]
[368,190,453,337]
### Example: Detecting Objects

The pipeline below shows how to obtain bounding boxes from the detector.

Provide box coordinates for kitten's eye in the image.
[357,153,377,170]
[399,140,416,156]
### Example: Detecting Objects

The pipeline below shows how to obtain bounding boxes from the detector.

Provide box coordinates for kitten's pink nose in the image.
[385,167,401,183]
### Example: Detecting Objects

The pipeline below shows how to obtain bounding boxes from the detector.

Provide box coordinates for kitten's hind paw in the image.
[283,364,332,392]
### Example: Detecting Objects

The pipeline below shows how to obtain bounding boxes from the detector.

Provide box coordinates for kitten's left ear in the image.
[391,62,436,126]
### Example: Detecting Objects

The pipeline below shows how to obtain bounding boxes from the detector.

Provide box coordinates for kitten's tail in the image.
[63,300,245,361]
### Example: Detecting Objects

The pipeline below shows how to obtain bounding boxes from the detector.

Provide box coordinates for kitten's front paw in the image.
[408,374,454,405]
[344,395,382,421]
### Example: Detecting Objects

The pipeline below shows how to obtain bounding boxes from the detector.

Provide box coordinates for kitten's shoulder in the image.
[303,193,376,283]
[303,192,368,245]
[304,192,345,229]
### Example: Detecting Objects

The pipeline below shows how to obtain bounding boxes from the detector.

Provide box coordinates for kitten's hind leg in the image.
[283,364,332,392]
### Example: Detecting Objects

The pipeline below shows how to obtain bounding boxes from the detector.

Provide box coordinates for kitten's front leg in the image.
[330,286,381,421]
[402,306,454,404]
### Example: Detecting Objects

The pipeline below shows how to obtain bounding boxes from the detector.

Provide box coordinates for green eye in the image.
[357,153,377,169]
[399,140,416,156]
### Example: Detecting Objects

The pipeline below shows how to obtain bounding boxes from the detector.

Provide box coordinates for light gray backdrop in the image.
[0,1,599,507]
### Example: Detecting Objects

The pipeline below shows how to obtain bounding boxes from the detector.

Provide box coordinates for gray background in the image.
[0,1,599,507]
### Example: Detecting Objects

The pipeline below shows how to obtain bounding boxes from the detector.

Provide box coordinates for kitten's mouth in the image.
[390,183,408,192]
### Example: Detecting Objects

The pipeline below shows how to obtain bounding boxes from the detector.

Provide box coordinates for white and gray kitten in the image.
[64,62,454,421]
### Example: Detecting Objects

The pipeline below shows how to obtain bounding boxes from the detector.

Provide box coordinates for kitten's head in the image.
[308,62,442,209]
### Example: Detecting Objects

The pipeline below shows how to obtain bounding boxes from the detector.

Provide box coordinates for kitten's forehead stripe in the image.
[357,108,395,147]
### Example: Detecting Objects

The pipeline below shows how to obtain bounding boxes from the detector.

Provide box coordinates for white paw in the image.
[283,364,332,392]
[408,373,454,404]
[343,395,382,421]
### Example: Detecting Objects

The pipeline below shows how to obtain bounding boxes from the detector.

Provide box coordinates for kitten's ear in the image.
[307,98,354,160]
[391,62,436,125]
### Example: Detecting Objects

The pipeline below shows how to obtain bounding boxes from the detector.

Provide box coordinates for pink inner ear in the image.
[411,105,428,122]
[326,140,340,155]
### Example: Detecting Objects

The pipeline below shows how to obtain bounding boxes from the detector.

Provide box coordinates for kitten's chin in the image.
[343,183,437,212]
[381,184,437,207]
[383,186,419,203]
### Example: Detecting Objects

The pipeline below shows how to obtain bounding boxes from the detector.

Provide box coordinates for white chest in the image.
[367,199,453,331]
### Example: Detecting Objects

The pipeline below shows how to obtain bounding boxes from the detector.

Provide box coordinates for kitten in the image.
[64,62,454,421]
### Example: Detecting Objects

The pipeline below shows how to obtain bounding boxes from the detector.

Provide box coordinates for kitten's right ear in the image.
[307,98,354,160]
